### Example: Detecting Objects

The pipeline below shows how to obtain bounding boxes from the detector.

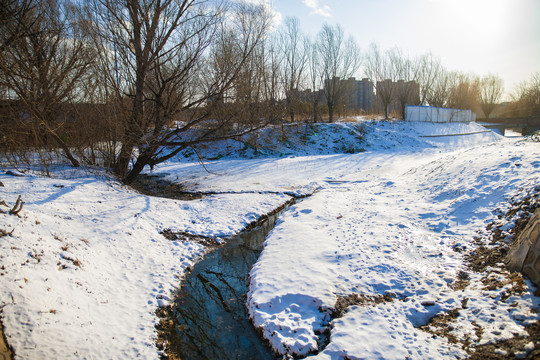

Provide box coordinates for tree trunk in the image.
[114,142,134,178]
[116,53,146,178]
[312,99,318,123]
[122,146,157,184]
[39,119,80,167]
[328,102,334,123]
[50,133,80,167]
[122,155,146,184]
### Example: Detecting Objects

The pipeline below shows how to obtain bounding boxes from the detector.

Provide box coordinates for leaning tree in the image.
[89,0,272,183]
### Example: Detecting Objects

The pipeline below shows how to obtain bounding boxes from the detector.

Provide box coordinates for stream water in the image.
[166,208,287,359]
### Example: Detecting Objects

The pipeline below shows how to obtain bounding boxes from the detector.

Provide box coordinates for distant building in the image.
[294,88,324,104]
[321,77,375,113]
[344,77,375,112]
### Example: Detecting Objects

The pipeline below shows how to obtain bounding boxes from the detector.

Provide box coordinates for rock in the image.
[506,209,540,287]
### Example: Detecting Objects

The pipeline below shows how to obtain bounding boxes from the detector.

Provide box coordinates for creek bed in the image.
[163,206,290,359]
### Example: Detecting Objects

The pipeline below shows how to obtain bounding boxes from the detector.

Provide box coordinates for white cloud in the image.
[240,0,283,29]
[314,5,331,17]
[302,0,319,9]
[265,0,283,29]
[302,0,332,17]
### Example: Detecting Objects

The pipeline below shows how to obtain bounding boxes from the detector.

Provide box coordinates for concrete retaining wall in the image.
[506,209,540,287]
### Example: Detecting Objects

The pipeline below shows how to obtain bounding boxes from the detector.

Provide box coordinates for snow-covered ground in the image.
[1,119,539,359]
[247,138,540,359]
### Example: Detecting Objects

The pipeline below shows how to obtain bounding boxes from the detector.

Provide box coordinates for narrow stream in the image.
[165,205,290,359]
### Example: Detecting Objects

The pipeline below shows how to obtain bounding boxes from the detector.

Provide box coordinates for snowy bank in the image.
[0,172,290,359]
[242,124,540,358]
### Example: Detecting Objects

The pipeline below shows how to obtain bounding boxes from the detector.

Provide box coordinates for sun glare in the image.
[429,0,506,39]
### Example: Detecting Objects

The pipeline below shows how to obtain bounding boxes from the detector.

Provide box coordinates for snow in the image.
[245,123,540,358]
[0,172,290,359]
[1,119,539,359]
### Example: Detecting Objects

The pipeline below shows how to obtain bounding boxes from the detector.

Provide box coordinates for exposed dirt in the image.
[159,198,296,248]
[243,198,296,232]
[0,315,13,360]
[155,305,182,360]
[331,293,395,319]
[468,320,540,360]
[450,270,470,291]
[129,174,204,201]
[467,188,540,296]
[160,229,219,248]
[419,308,461,344]
[420,188,540,359]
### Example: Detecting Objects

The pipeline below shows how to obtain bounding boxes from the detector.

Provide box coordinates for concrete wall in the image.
[405,106,476,123]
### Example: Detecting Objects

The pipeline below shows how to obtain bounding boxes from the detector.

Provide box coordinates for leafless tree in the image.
[364,43,397,119]
[447,73,480,110]
[279,17,308,123]
[425,68,454,108]
[0,0,34,53]
[389,48,421,119]
[228,32,281,125]
[509,72,540,117]
[262,37,285,123]
[317,23,360,123]
[0,0,95,167]
[306,37,322,122]
[479,73,504,119]
[416,52,443,106]
[89,0,272,183]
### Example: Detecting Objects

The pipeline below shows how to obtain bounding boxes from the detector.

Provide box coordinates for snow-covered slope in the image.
[173,120,501,162]
[247,139,540,359]
[0,119,538,359]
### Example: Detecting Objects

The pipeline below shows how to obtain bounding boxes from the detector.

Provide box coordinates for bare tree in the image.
[317,24,360,123]
[447,73,480,110]
[364,43,397,119]
[306,37,322,122]
[89,0,272,183]
[0,0,94,167]
[509,72,540,117]
[229,31,279,125]
[416,52,443,106]
[479,73,504,119]
[279,17,308,123]
[262,37,285,123]
[0,0,34,53]
[425,68,454,108]
[389,48,421,119]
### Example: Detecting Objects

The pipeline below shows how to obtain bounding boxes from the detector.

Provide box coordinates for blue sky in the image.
[267,0,540,99]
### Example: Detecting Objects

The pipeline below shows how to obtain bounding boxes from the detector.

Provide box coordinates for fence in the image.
[405,106,476,123]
